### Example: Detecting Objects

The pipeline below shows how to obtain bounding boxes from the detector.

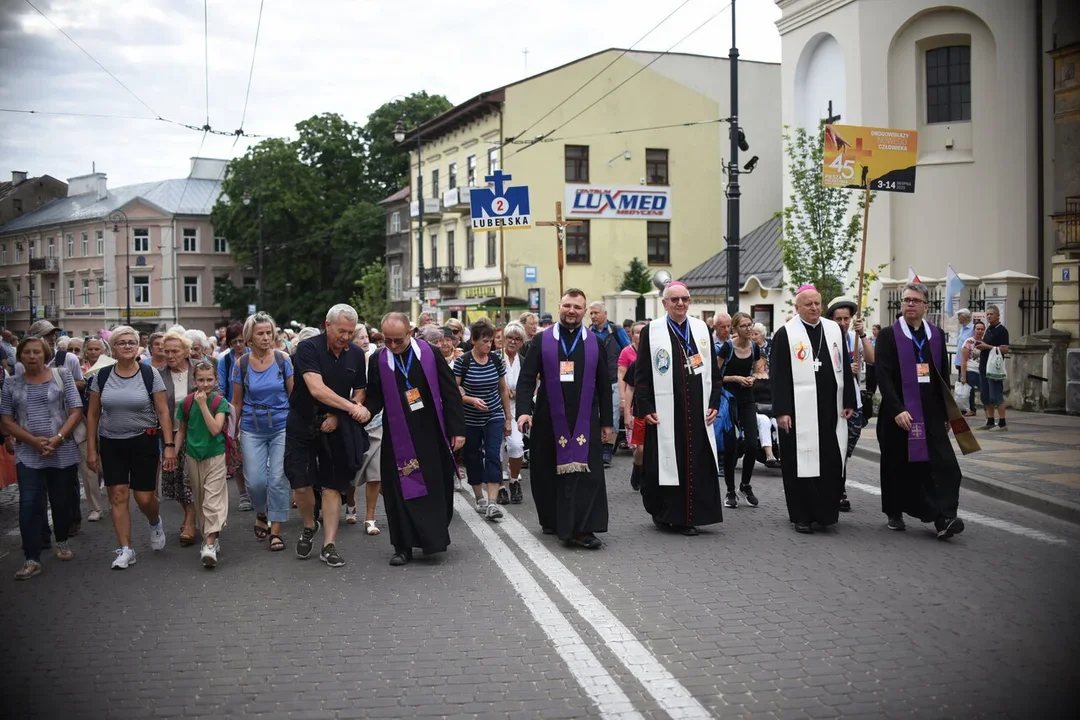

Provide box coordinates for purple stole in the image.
[893,319,943,463]
[541,326,599,474]
[379,341,450,500]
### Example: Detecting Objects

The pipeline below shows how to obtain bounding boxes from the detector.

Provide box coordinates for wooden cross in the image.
[536,201,583,298]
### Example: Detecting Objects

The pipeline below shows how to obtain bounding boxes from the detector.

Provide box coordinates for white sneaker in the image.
[149,520,166,551]
[475,497,489,514]
[345,506,358,524]
[200,543,218,568]
[87,510,102,522]
[485,502,504,521]
[112,547,137,569]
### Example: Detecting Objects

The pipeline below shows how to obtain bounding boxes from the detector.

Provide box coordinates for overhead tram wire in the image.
[503,1,733,163]
[502,0,695,146]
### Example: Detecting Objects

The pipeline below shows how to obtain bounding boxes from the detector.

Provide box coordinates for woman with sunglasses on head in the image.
[86,326,176,569]
[717,312,768,509]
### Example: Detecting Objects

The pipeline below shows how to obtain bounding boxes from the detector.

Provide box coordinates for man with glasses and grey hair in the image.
[285,304,371,568]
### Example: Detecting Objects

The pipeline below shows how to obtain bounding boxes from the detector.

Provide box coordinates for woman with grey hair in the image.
[419,325,444,346]
[496,321,527,503]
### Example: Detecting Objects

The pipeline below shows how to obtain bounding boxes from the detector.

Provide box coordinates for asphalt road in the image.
[2,452,1078,719]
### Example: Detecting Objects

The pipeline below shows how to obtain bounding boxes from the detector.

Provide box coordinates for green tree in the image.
[213,276,257,321]
[778,122,875,305]
[619,257,653,294]
[350,261,390,326]
[362,92,454,199]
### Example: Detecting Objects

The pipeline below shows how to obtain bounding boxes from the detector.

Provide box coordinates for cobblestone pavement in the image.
[2,451,1078,719]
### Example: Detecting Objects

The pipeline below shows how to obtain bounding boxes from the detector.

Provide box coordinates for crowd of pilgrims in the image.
[3,279,968,581]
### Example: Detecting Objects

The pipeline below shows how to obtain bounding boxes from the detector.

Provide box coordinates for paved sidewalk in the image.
[855,409,1080,523]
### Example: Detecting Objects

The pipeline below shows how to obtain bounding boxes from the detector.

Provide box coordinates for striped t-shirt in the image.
[453,353,505,427]
[0,374,83,469]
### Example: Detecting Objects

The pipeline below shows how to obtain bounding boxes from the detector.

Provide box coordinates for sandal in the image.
[268,534,286,552]
[254,514,269,540]
[365,520,381,536]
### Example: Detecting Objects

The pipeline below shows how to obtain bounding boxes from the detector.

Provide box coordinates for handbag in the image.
[953,382,971,404]
[986,347,1008,380]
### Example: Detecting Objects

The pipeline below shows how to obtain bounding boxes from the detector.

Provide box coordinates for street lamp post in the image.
[17,234,34,326]
[105,210,131,325]
[394,117,426,308]
[242,191,264,311]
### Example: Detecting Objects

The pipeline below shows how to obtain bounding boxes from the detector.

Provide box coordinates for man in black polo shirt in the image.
[286,303,370,567]
[975,304,1011,431]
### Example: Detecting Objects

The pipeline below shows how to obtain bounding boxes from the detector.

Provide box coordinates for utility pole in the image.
[725,0,741,314]
[257,204,264,311]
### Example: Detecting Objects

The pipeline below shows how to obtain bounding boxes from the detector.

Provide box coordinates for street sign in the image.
[0,305,11,314]
[470,170,531,231]
[823,124,919,193]
[528,288,541,311]
[1064,268,1072,282]
[525,266,537,283]
[247,304,257,315]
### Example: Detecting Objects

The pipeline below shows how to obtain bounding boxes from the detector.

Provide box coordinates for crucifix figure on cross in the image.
[536,201,583,298]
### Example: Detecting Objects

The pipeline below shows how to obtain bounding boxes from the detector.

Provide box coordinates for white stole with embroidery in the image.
[648,316,719,487]
[784,316,847,478]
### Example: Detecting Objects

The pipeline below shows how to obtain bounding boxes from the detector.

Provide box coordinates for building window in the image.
[14,243,21,263]
[97,279,105,305]
[390,211,401,234]
[14,282,21,309]
[466,232,475,269]
[647,221,670,264]
[430,234,438,269]
[486,231,497,267]
[96,230,104,255]
[467,155,477,186]
[646,149,669,185]
[67,280,75,306]
[183,276,200,304]
[446,229,455,268]
[390,263,402,300]
[29,239,36,258]
[565,145,589,182]
[566,220,590,263]
[926,45,971,124]
[487,147,499,175]
[66,233,74,257]
[81,232,88,256]
[431,168,439,196]
[82,279,90,305]
[132,275,150,305]
[213,236,228,253]
[13,199,22,213]
[47,237,55,258]
[182,228,198,252]
[0,244,5,265]
[133,228,149,253]
[448,162,457,190]
[243,276,256,288]
[48,282,57,306]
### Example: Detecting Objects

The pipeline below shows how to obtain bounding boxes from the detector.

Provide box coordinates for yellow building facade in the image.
[403,49,781,322]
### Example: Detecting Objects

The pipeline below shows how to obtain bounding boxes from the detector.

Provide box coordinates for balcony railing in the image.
[1063,196,1080,250]
[442,187,474,212]
[27,257,60,272]
[420,266,460,286]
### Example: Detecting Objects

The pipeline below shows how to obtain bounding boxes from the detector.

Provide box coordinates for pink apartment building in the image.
[0,158,250,337]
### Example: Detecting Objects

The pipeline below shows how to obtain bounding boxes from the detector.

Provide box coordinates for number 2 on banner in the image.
[492,197,509,215]
[829,154,855,180]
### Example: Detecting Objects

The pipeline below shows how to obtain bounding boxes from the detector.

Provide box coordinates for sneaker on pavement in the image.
[936,516,966,539]
[475,497,489,514]
[485,502,504,521]
[345,506,358,524]
[112,547,137,569]
[200,543,218,568]
[14,560,42,580]
[149,520,166,551]
[296,525,317,559]
[87,510,102,522]
[238,493,253,512]
[977,423,995,431]
[740,484,759,507]
[725,492,739,509]
[509,479,523,504]
[496,487,510,505]
[321,543,345,567]
[839,494,852,512]
[996,423,1008,431]
[887,515,906,531]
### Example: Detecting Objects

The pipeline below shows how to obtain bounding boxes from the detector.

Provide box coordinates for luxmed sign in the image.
[565,186,672,220]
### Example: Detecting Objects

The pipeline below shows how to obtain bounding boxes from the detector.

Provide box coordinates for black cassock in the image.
[516,326,611,540]
[875,324,961,522]
[770,321,857,526]
[634,323,724,528]
[364,343,465,555]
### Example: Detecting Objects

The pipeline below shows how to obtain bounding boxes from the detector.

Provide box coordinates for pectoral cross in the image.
[812,358,822,373]
[536,201,583,298]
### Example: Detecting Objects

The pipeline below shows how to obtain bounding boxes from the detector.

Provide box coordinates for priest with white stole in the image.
[634,281,724,536]
[770,284,858,534]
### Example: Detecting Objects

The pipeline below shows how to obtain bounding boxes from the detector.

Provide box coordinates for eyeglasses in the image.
[384,336,409,346]
[113,340,138,347]
[667,296,691,304]
[901,298,926,305]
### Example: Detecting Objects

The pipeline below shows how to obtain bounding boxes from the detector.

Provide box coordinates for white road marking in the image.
[453,494,645,720]
[846,480,1068,545]
[498,512,716,720]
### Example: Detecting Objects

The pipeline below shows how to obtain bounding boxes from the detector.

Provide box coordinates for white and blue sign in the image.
[524,266,538,283]
[247,304,257,315]
[470,170,532,232]
[565,185,672,220]
[1064,268,1071,282]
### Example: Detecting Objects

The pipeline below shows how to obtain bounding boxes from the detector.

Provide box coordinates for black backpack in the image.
[459,351,503,385]
[93,363,157,403]
[238,351,288,395]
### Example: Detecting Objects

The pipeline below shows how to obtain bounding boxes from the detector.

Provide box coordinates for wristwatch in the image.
[164,442,176,448]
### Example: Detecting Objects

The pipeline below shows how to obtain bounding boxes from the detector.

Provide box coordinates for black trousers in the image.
[723,398,759,492]
[865,364,878,397]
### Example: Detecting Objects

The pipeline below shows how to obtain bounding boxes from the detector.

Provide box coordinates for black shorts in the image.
[284,423,353,494]
[99,433,160,493]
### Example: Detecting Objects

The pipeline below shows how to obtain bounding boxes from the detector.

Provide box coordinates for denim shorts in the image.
[981,376,1004,405]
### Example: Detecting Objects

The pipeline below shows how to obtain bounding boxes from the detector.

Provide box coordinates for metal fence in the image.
[1018,284,1054,336]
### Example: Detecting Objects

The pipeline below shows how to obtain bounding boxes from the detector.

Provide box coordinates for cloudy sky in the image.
[0,0,781,189]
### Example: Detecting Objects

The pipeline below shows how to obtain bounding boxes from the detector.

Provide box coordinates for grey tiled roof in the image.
[0,178,224,233]
[679,214,783,294]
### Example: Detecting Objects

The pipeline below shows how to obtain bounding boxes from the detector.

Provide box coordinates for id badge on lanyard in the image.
[916,363,931,384]
[406,387,425,411]
[689,353,703,375]
[560,361,575,383]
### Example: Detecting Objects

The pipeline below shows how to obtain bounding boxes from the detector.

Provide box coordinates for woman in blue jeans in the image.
[453,319,511,521]
[232,312,294,551]
[1,337,85,580]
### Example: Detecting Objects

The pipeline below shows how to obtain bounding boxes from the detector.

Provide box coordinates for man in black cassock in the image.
[771,286,857,533]
[364,313,465,566]
[634,282,724,536]
[516,289,612,548]
[875,282,967,539]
